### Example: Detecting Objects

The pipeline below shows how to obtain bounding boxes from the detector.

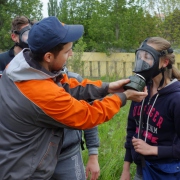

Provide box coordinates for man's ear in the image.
[44,52,54,63]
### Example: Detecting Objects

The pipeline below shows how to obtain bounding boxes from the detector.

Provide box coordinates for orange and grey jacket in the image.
[0,49,126,179]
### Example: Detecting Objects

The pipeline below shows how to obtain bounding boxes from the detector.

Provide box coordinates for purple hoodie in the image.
[124,79,180,169]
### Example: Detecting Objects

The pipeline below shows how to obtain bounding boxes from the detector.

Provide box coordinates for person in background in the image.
[0,16,147,179]
[51,66,100,180]
[0,16,100,180]
[0,16,33,71]
[120,37,180,180]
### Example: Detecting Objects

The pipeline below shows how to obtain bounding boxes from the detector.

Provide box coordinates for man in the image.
[0,16,100,180]
[0,16,33,71]
[0,16,147,179]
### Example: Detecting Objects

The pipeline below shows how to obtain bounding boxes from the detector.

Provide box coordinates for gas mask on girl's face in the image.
[124,39,163,91]
[13,25,31,49]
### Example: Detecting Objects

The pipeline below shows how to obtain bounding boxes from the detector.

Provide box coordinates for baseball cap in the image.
[28,16,84,53]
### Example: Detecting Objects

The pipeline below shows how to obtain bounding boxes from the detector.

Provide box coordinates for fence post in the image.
[106,61,109,76]
[98,61,100,78]
[123,62,126,78]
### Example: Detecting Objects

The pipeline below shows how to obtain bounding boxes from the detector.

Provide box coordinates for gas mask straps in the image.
[13,25,31,49]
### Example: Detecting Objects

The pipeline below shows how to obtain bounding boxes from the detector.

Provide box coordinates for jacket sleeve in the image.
[0,51,9,71]
[83,126,99,155]
[158,136,180,159]
[173,94,180,140]
[61,74,109,101]
[158,94,180,159]
[16,76,127,130]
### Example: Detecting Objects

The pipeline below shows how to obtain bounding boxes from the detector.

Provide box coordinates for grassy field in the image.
[82,100,136,180]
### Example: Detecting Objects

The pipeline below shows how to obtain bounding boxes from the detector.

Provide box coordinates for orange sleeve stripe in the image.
[15,79,121,129]
[61,74,103,88]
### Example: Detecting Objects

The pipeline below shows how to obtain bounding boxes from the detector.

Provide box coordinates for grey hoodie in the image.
[59,71,99,161]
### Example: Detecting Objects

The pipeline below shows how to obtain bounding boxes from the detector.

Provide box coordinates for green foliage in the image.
[160,8,180,48]
[48,0,60,16]
[47,0,180,52]
[82,101,137,180]
[48,0,168,53]
[67,37,87,75]
[58,0,73,23]
[138,0,180,16]
[0,0,43,50]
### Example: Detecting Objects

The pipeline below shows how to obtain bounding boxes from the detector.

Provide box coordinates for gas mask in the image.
[13,25,31,49]
[124,39,164,91]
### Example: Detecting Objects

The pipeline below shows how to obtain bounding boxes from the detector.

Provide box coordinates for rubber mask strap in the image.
[158,68,165,88]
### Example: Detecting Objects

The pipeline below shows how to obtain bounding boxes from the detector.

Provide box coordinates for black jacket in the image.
[0,46,14,71]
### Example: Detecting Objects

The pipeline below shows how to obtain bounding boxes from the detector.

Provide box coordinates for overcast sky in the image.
[41,0,49,17]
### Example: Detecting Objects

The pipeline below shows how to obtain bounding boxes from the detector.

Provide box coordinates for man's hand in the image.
[123,87,148,102]
[86,155,100,180]
[108,79,131,93]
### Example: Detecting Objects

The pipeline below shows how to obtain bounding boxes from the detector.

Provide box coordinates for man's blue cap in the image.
[28,16,84,53]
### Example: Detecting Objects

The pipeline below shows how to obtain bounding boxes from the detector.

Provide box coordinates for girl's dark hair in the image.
[30,43,66,62]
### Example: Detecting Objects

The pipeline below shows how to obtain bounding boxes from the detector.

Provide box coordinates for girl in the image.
[120,37,180,180]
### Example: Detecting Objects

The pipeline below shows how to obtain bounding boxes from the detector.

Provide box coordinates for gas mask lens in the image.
[134,50,154,72]
[20,30,29,44]
[13,25,31,48]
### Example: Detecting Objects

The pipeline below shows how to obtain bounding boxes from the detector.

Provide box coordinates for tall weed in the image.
[82,101,136,180]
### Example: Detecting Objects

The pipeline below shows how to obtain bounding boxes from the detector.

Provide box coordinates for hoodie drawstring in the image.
[144,93,159,142]
[138,99,145,139]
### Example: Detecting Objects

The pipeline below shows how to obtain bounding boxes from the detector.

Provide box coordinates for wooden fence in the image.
[68,52,180,78]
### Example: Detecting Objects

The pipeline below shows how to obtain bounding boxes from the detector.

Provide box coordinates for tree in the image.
[161,8,180,48]
[46,0,166,52]
[87,0,115,52]
[0,0,43,50]
[136,0,180,16]
[48,0,60,17]
[87,0,160,52]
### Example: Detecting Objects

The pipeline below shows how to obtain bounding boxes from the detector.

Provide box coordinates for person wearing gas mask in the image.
[0,16,33,71]
[120,37,180,180]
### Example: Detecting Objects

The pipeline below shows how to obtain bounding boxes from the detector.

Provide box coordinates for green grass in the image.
[82,100,136,180]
